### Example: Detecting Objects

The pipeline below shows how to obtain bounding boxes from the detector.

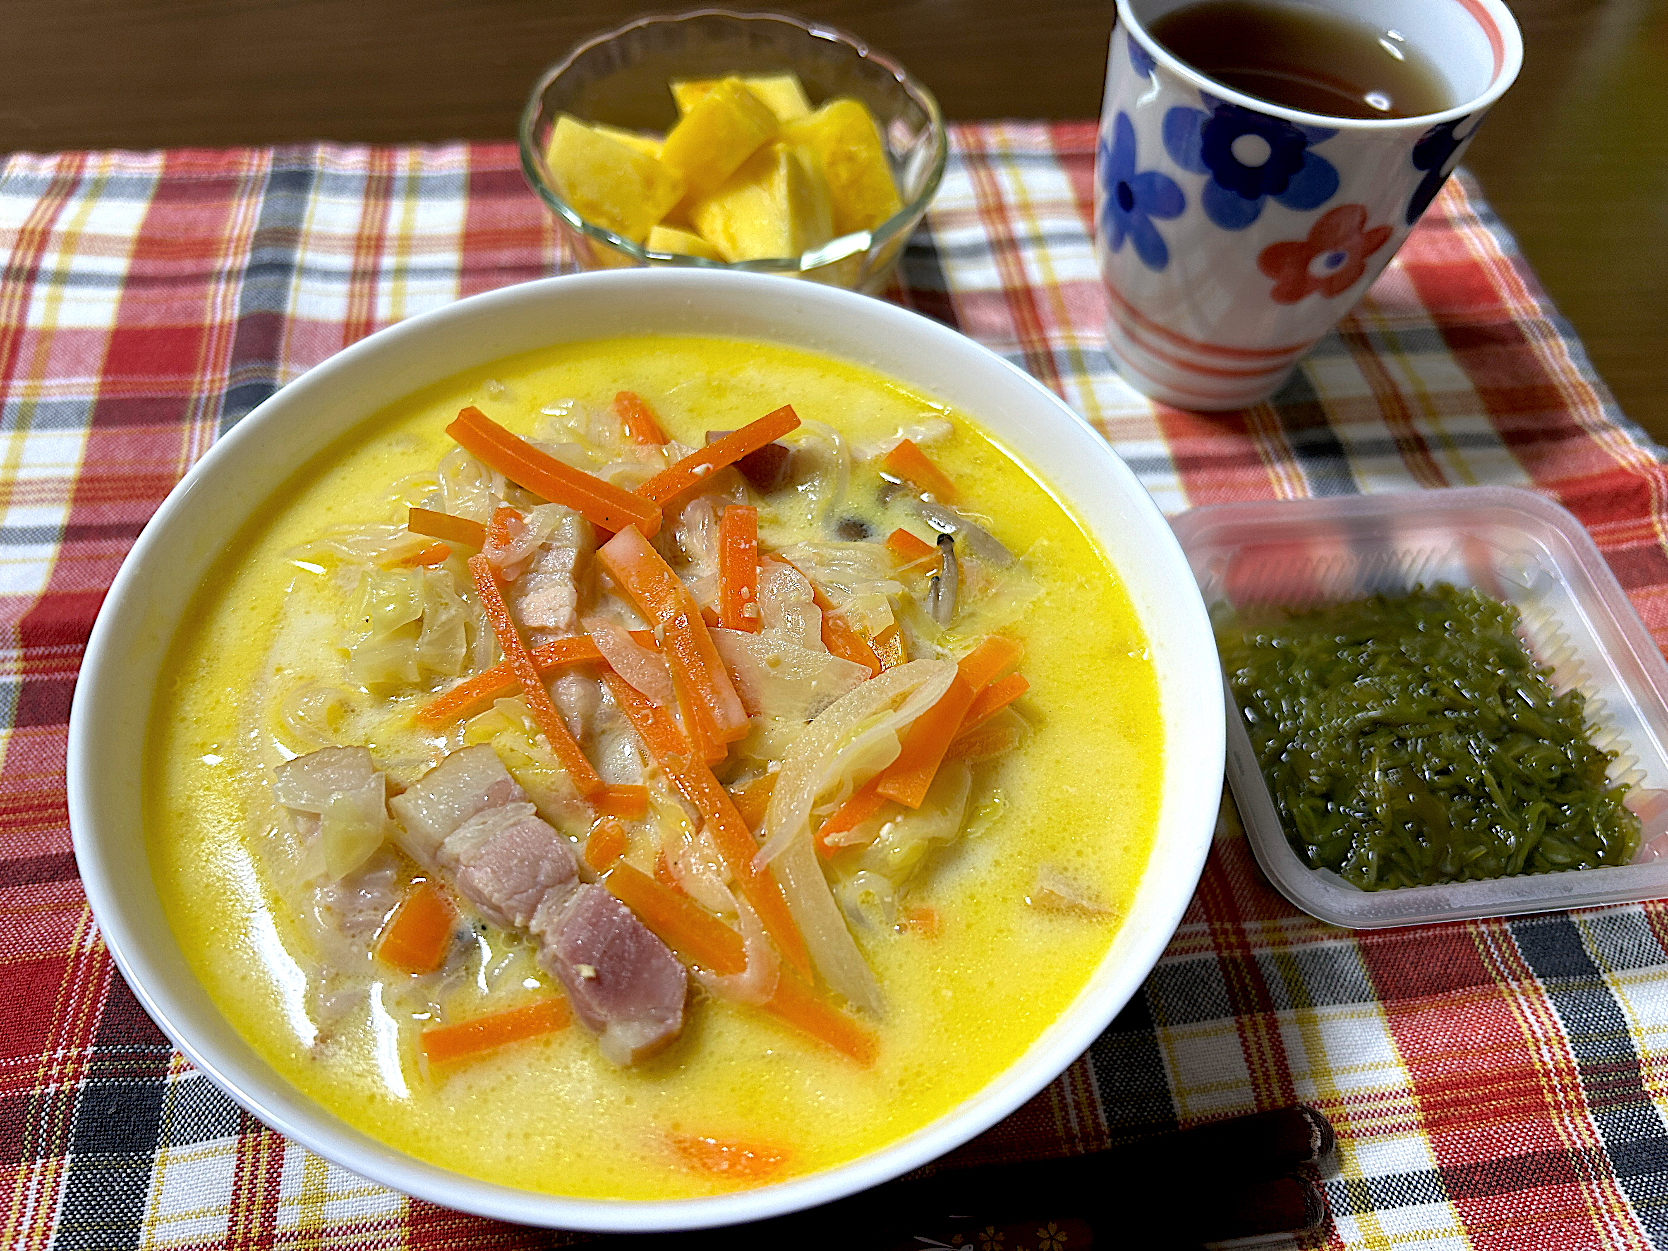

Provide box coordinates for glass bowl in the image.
[518,9,947,292]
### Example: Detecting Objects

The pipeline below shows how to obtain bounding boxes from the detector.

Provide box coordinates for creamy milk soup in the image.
[147,336,1162,1199]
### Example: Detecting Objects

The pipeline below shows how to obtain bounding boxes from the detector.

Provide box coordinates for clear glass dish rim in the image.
[516,7,949,272]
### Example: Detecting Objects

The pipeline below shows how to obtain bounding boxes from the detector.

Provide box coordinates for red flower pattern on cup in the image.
[1257,204,1393,304]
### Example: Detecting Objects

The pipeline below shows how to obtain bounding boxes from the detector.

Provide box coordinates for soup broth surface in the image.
[147,336,1163,1198]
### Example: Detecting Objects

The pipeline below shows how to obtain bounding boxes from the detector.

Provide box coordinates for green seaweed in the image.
[1219,584,1639,891]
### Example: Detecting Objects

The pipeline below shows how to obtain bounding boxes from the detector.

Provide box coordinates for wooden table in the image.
[6,0,1664,441]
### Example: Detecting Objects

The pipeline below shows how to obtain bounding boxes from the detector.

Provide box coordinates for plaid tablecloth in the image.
[4,122,1668,1250]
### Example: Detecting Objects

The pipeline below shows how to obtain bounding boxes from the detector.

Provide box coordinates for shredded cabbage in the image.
[780,542,903,638]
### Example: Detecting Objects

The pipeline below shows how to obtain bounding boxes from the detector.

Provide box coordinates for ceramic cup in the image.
[1095,0,1522,410]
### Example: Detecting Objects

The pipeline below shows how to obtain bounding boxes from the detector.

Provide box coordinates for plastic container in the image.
[1171,486,1668,928]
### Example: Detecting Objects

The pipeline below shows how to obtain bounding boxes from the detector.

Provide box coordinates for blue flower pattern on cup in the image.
[1100,112,1186,272]
[1162,96,1339,230]
[1405,115,1472,224]
[1127,31,1156,79]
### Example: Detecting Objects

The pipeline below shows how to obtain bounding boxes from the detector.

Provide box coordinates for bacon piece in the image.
[391,745,686,1064]
[537,884,689,1066]
[388,745,527,866]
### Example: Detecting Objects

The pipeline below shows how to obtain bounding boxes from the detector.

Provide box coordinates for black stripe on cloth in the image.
[1326,1165,1449,1214]
[217,152,318,437]
[1267,367,1358,496]
[0,521,147,545]
[158,1071,246,1148]
[58,979,174,1250]
[1088,987,1181,1141]
[1511,912,1668,1244]
[894,222,963,331]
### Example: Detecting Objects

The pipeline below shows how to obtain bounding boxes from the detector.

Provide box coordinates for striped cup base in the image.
[1104,313,1306,411]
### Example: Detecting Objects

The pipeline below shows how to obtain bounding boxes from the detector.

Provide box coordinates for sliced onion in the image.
[756,562,823,651]
[586,616,674,706]
[485,503,568,581]
[755,658,955,868]
[779,541,903,637]
[666,821,738,917]
[787,420,850,525]
[693,898,780,1007]
[776,835,882,1013]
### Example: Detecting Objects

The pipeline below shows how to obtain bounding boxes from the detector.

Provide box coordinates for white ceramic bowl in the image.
[67,269,1223,1230]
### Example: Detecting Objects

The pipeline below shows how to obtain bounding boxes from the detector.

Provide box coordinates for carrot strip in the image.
[897,906,941,936]
[957,672,1029,737]
[584,817,628,870]
[408,506,485,549]
[389,541,452,568]
[376,881,456,973]
[448,407,662,536]
[880,438,958,501]
[413,636,607,727]
[871,625,907,671]
[605,863,876,1064]
[468,554,604,797]
[815,782,887,859]
[487,504,522,552]
[421,998,571,1064]
[730,773,778,832]
[593,784,649,820]
[602,672,811,979]
[668,1134,788,1180]
[635,405,801,505]
[957,635,1024,690]
[874,636,1022,809]
[763,967,879,1065]
[946,720,1024,762]
[821,612,882,676]
[654,849,687,895]
[672,662,729,765]
[885,527,938,565]
[607,862,745,972]
[613,391,669,446]
[599,526,749,742]
[718,504,760,632]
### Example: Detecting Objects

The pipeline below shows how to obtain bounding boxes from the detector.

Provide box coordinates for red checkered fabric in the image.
[3,124,1667,1249]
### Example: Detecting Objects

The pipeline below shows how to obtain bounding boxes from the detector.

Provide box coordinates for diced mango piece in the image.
[689,142,835,262]
[659,78,780,201]
[672,73,813,123]
[647,224,725,261]
[592,123,664,160]
[544,115,685,243]
[784,98,903,235]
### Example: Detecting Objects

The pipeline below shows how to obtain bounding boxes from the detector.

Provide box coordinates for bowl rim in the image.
[68,268,1221,1231]
[516,8,949,271]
